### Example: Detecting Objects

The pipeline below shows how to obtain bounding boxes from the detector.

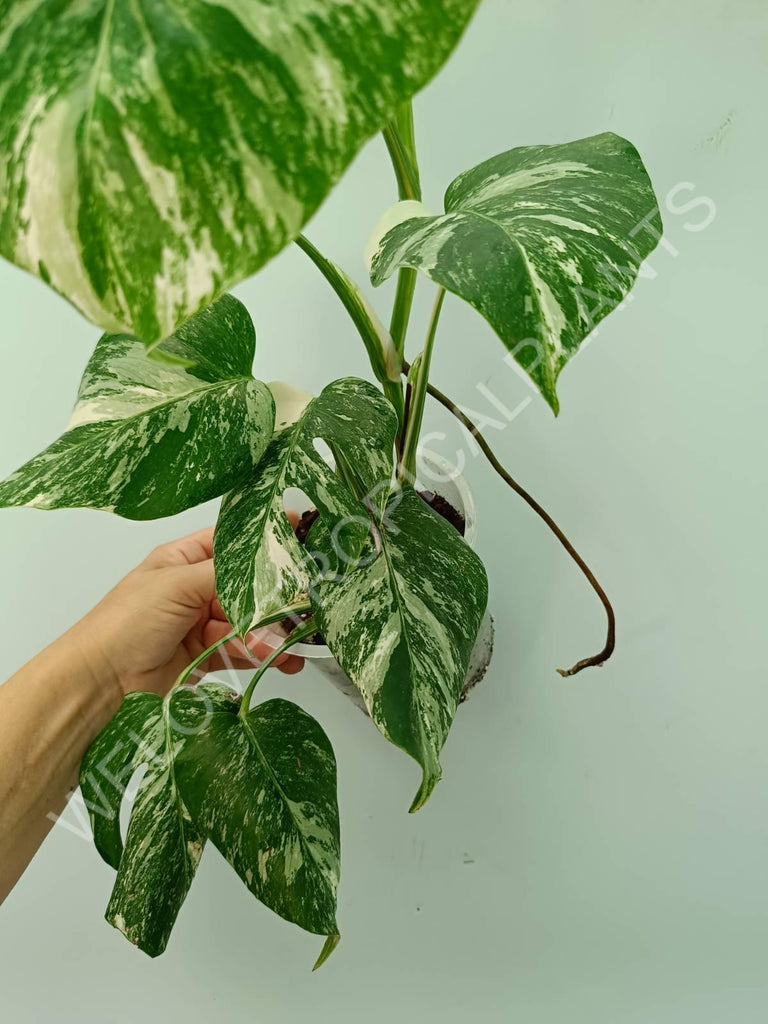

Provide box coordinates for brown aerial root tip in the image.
[403,362,617,679]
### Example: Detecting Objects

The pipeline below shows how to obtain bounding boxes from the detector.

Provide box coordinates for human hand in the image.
[68,525,303,701]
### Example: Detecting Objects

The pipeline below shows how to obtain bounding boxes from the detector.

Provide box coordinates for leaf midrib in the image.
[82,0,116,167]
[162,702,198,888]
[377,502,434,762]
[73,375,255,432]
[240,710,333,894]
[453,207,558,395]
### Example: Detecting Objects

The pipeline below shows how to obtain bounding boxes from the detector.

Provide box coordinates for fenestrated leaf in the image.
[0,0,479,344]
[0,294,274,519]
[215,377,397,633]
[174,685,341,949]
[366,132,662,413]
[80,686,238,957]
[312,486,488,811]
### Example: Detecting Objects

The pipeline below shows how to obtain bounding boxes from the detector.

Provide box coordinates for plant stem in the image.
[382,117,421,201]
[394,103,419,190]
[383,104,422,453]
[403,363,616,677]
[295,234,404,425]
[383,114,420,341]
[171,630,237,693]
[239,619,319,717]
[170,600,312,693]
[398,288,446,484]
[389,267,417,360]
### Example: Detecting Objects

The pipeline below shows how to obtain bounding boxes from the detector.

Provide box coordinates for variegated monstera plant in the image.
[0,0,661,967]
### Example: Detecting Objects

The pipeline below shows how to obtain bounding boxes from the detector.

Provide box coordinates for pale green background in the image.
[1,0,766,1020]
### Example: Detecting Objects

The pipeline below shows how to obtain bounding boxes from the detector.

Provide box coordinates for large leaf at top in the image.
[174,687,341,957]
[312,486,488,811]
[80,683,341,963]
[0,294,274,519]
[366,132,662,413]
[215,377,397,634]
[0,0,479,344]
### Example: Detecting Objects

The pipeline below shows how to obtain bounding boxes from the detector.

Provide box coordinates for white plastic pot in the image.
[259,452,494,710]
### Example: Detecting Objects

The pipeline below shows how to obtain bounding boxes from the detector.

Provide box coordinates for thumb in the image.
[165,559,217,611]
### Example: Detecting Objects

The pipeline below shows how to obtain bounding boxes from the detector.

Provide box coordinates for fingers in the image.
[201,618,304,675]
[143,527,215,569]
[166,559,217,610]
[141,510,298,571]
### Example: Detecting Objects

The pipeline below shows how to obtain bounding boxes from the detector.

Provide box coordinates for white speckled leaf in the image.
[367,132,662,413]
[0,0,479,343]
[0,295,274,519]
[80,687,237,957]
[174,685,341,949]
[215,377,397,633]
[312,487,488,811]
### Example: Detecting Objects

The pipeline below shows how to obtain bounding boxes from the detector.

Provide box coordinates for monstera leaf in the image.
[0,295,274,519]
[312,486,488,811]
[80,689,213,957]
[80,683,340,963]
[0,0,479,343]
[366,132,662,412]
[215,377,398,634]
[174,687,341,964]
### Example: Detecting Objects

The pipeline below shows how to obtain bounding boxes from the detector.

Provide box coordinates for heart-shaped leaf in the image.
[81,683,341,961]
[1,0,479,343]
[0,295,274,519]
[312,486,488,811]
[215,377,397,633]
[174,688,341,952]
[366,132,662,413]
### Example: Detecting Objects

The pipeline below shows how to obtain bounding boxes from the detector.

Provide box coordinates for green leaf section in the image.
[367,132,662,412]
[175,691,341,940]
[80,689,213,957]
[0,0,479,343]
[0,295,274,519]
[215,378,398,634]
[313,487,488,811]
[80,683,340,960]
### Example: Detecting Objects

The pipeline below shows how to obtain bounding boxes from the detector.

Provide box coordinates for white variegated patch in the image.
[0,294,275,519]
[313,487,488,811]
[367,132,662,413]
[0,0,479,343]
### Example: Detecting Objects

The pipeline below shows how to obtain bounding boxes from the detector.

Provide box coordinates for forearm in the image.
[0,627,121,903]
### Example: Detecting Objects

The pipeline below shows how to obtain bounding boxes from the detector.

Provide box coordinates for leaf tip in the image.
[409,769,440,813]
[313,932,341,971]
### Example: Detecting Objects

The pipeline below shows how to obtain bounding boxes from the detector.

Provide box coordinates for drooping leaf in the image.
[366,132,662,413]
[0,0,479,344]
[173,686,341,952]
[312,486,488,811]
[79,688,236,957]
[0,295,274,519]
[80,682,341,962]
[80,692,160,871]
[215,377,397,633]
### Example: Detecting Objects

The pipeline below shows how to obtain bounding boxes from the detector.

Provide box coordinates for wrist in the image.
[56,622,124,724]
